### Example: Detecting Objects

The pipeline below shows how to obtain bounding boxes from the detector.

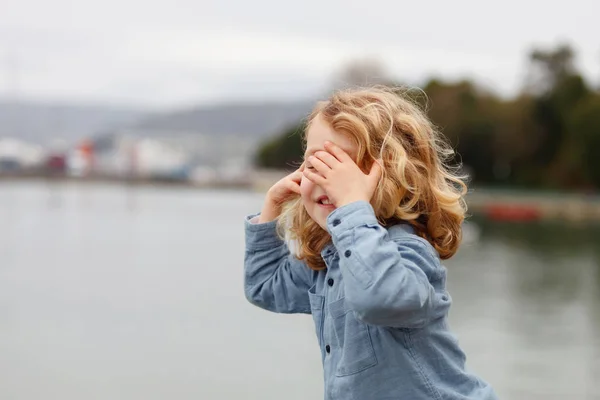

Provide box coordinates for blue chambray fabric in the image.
[244,200,498,400]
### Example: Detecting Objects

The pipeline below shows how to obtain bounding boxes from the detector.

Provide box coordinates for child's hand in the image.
[303,141,382,208]
[259,165,303,223]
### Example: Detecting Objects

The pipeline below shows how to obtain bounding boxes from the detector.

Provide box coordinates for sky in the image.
[1,0,598,109]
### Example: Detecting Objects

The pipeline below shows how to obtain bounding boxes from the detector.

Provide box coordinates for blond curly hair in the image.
[278,86,468,270]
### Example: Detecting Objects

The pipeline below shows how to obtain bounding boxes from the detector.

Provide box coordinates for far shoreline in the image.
[1,172,600,224]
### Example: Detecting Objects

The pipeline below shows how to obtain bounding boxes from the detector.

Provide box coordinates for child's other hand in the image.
[260,165,303,222]
[303,141,381,208]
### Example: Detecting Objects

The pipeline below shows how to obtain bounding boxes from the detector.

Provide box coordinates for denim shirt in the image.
[244,200,497,400]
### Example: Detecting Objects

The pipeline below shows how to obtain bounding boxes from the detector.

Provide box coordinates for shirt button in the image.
[344,250,352,257]
[325,345,331,353]
[327,278,334,287]
[332,219,341,226]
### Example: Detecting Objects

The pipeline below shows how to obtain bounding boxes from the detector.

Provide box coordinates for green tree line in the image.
[255,44,600,190]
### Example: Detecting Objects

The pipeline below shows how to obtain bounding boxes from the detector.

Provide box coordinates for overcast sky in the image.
[1,0,598,108]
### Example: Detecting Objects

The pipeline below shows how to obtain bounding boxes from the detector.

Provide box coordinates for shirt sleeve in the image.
[243,213,318,314]
[326,201,446,328]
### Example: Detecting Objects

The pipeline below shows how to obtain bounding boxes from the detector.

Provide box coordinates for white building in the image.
[92,134,192,179]
[0,138,46,170]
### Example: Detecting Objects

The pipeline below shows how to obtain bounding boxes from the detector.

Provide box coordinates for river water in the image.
[1,181,599,399]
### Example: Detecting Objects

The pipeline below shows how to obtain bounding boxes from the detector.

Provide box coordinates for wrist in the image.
[259,197,281,223]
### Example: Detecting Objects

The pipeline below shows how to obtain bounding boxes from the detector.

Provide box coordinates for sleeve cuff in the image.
[326,201,379,238]
[244,213,286,250]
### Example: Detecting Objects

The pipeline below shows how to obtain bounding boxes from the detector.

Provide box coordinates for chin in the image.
[315,219,328,231]
[305,207,329,231]
[315,210,334,231]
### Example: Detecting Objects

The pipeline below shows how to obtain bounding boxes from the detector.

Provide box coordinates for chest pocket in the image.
[328,297,378,376]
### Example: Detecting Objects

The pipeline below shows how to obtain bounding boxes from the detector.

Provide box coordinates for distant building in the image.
[67,139,95,176]
[91,128,258,183]
[0,138,46,172]
[89,132,193,180]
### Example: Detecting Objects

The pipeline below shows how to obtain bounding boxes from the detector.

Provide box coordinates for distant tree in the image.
[568,94,600,186]
[331,58,395,89]
[489,95,540,186]
[424,79,500,184]
[254,122,305,169]
[526,44,576,95]
[523,44,592,186]
[253,48,600,191]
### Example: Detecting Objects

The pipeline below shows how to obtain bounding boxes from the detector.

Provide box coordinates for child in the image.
[243,86,497,399]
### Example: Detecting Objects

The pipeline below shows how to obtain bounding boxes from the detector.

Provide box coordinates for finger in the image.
[367,160,383,188]
[289,170,303,183]
[308,156,331,177]
[313,150,339,169]
[303,168,326,186]
[324,141,353,163]
[287,181,301,194]
[369,160,383,179]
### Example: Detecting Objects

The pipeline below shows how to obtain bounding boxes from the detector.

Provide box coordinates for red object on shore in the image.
[485,204,542,221]
[46,154,66,171]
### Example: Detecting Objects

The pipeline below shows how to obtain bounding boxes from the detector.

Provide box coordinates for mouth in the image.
[316,195,335,208]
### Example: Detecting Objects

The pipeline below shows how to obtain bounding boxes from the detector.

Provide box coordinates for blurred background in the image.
[1,1,600,399]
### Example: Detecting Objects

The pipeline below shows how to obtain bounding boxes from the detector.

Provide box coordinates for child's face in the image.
[301,114,357,230]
